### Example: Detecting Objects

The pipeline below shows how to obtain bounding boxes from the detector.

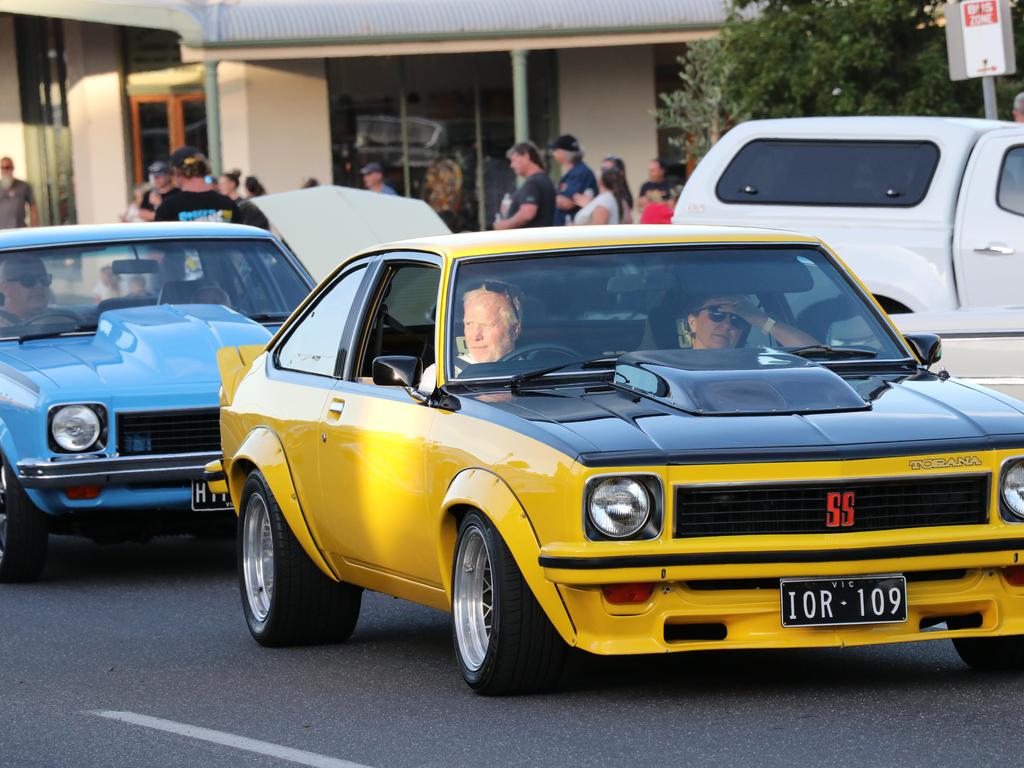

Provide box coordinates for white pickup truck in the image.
[674,116,1024,314]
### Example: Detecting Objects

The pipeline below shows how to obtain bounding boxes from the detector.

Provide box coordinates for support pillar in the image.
[511,49,529,143]
[204,60,222,175]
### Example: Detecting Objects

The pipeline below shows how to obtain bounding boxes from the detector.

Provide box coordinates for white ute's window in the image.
[716,140,940,207]
[998,146,1024,216]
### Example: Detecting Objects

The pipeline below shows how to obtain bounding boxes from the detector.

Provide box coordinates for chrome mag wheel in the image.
[453,525,494,671]
[242,492,275,623]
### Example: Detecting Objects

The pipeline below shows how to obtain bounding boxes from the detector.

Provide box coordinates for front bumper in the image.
[541,541,1024,655]
[17,451,220,489]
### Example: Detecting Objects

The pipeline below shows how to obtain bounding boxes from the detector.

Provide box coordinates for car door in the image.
[955,132,1024,307]
[316,253,444,587]
[265,259,371,547]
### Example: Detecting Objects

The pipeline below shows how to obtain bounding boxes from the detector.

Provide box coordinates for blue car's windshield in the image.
[447,246,910,381]
[0,238,310,340]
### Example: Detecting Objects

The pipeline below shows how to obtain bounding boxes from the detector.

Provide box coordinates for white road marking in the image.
[88,710,375,768]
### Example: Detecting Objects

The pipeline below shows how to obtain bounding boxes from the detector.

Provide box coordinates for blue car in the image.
[0,222,314,582]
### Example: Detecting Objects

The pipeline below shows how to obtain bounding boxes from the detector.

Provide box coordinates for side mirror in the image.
[903,333,942,367]
[372,356,423,388]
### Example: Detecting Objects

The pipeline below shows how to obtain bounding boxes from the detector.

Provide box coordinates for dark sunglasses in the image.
[698,305,749,330]
[0,165,13,171]
[6,274,52,288]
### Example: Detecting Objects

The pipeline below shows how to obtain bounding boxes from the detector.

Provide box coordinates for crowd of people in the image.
[3,87,1024,232]
[490,135,683,230]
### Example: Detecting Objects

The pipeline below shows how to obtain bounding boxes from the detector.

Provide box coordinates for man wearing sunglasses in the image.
[0,254,53,323]
[687,295,815,350]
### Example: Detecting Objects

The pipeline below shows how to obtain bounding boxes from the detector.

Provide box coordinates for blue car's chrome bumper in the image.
[17,451,220,489]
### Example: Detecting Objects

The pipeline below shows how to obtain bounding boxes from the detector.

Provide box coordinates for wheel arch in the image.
[230,426,338,582]
[439,468,577,647]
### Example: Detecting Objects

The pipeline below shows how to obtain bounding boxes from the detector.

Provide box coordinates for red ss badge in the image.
[825,491,855,528]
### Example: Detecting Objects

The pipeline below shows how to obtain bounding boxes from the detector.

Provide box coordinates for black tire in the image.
[451,511,567,695]
[237,470,362,646]
[0,455,49,583]
[952,635,1024,671]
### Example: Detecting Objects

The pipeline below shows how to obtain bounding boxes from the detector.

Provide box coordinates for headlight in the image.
[588,478,651,539]
[50,405,102,452]
[1003,461,1024,519]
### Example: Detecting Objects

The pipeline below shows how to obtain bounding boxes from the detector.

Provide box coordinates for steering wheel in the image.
[19,309,88,327]
[501,343,580,364]
[0,308,21,325]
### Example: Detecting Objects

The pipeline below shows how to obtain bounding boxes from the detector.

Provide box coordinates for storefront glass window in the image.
[328,52,556,232]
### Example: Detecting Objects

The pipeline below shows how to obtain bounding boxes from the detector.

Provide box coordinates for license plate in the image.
[191,480,232,511]
[780,574,907,627]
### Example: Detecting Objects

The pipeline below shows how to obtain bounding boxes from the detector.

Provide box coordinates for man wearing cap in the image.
[549,134,597,226]
[138,160,180,222]
[361,162,398,196]
[155,146,241,224]
[0,157,39,229]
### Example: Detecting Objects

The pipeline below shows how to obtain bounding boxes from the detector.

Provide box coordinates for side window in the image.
[355,263,440,379]
[276,265,367,376]
[998,146,1024,216]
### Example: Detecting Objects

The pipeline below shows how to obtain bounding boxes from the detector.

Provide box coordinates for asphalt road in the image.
[2,535,1024,768]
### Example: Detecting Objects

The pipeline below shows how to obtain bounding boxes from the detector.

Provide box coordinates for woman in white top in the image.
[572,167,629,225]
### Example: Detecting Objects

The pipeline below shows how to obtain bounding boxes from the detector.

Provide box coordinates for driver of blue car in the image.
[0,254,52,324]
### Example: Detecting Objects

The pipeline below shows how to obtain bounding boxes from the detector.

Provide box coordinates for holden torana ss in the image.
[210,226,1024,694]
[0,223,314,582]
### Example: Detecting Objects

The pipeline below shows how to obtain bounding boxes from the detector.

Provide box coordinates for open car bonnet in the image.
[252,185,451,281]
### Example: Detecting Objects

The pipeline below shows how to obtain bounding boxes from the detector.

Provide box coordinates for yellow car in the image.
[210,225,1024,694]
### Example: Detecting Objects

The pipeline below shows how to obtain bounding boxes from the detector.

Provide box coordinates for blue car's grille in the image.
[116,409,220,456]
[675,475,989,537]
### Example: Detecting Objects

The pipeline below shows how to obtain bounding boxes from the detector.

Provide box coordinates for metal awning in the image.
[1,0,728,59]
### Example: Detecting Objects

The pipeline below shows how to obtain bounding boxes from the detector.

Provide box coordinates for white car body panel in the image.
[675,116,1024,313]
[253,185,451,282]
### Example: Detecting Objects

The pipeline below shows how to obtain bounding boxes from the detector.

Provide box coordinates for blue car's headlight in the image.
[50,405,103,453]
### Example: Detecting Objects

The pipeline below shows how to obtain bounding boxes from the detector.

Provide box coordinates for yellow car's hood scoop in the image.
[614,348,870,416]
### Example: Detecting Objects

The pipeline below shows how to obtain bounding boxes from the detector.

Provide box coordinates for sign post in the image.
[945,0,1016,119]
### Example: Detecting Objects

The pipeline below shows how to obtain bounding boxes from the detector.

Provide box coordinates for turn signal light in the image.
[1004,565,1024,586]
[65,485,101,500]
[601,582,655,604]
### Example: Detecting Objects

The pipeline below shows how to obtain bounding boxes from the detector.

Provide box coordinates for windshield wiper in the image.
[509,357,618,391]
[786,345,878,360]
[248,312,291,323]
[17,323,98,344]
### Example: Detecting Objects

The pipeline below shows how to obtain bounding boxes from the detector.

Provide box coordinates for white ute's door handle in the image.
[974,243,1015,256]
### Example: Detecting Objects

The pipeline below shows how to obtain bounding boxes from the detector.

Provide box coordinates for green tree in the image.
[654,38,743,162]
[721,0,1024,119]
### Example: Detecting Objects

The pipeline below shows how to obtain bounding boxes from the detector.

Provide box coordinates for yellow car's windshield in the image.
[447,245,909,382]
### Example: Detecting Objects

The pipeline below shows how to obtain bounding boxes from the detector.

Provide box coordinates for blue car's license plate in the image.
[191,480,232,512]
[780,574,908,627]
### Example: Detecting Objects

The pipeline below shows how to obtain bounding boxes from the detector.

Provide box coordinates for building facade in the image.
[0,0,725,227]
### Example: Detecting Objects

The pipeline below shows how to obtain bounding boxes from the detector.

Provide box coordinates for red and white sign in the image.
[961,1,1008,75]
[963,1,998,26]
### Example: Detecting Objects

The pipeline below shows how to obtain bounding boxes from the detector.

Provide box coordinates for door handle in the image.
[974,243,1015,256]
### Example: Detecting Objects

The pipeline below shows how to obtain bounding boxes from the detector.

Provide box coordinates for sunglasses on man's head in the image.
[698,305,749,330]
[6,274,52,288]
[478,281,522,320]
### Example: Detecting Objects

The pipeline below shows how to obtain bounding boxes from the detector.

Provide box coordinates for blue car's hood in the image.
[0,305,271,393]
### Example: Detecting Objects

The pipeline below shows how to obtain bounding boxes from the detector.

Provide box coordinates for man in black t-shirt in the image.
[493,142,555,230]
[637,158,677,213]
[138,161,180,222]
[155,146,241,224]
